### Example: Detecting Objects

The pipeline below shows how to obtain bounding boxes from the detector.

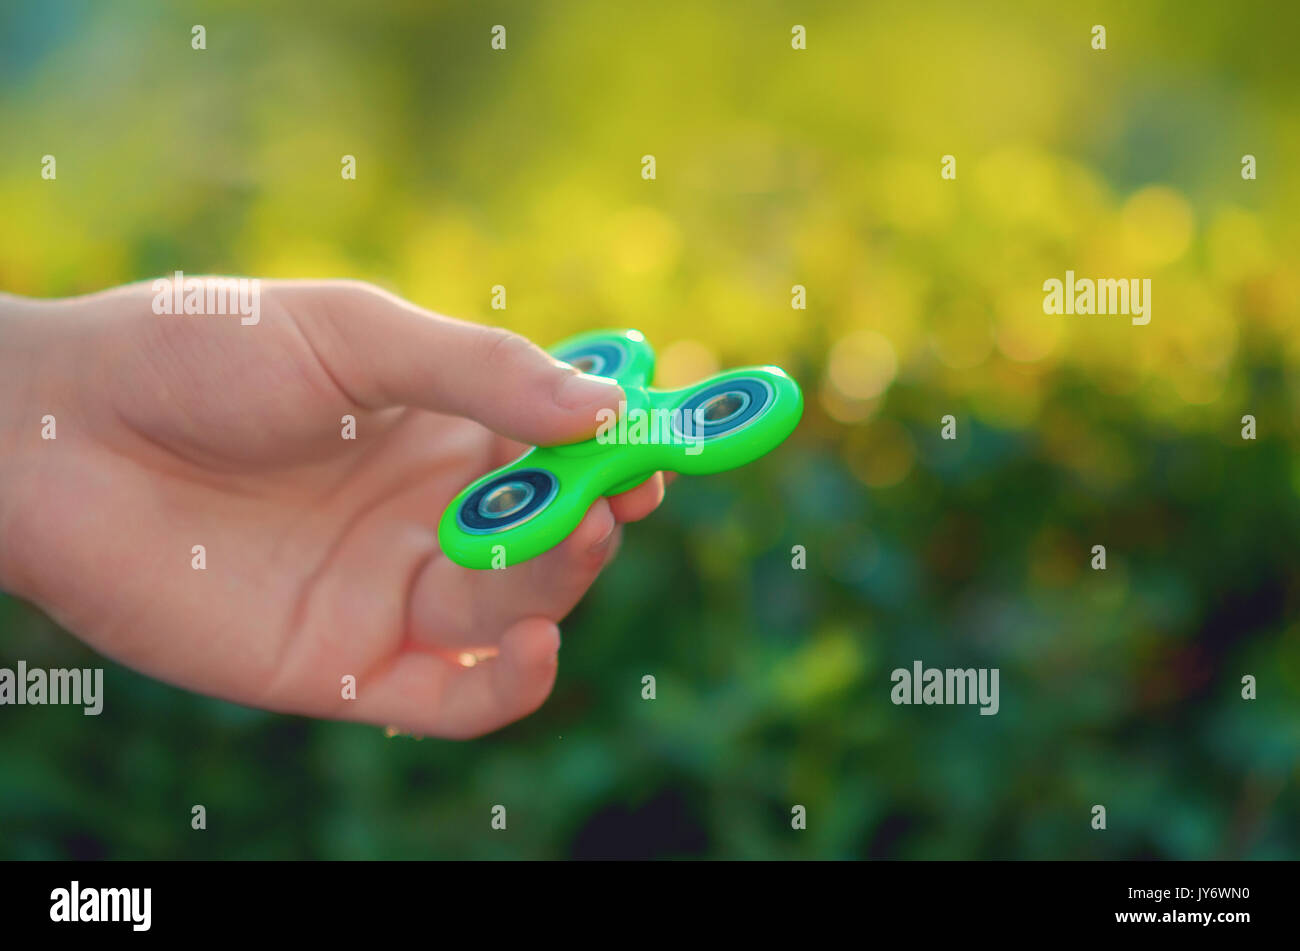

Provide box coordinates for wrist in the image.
[0,294,68,594]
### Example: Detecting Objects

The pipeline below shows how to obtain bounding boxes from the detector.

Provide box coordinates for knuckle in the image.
[480,328,541,374]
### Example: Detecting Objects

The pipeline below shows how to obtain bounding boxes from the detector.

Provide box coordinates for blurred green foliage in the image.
[1,0,1298,859]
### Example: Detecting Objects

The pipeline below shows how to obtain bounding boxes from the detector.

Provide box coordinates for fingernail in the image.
[556,371,623,410]
[590,525,615,552]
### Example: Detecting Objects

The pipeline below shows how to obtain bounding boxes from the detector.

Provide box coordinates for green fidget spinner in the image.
[437,329,803,569]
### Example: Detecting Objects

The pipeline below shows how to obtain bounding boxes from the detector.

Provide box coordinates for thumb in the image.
[289,281,623,445]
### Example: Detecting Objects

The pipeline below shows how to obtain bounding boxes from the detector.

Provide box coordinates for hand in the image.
[0,280,668,738]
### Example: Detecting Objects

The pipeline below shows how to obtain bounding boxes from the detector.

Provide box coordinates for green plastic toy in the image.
[437,329,803,569]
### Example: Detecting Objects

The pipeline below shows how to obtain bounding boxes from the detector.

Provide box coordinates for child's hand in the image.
[0,280,668,737]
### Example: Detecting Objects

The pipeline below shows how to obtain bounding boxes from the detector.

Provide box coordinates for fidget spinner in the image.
[437,329,803,569]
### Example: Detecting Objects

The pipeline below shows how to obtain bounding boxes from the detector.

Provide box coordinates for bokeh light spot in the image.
[1120,186,1194,268]
[827,330,899,401]
[845,419,915,488]
[657,339,719,387]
